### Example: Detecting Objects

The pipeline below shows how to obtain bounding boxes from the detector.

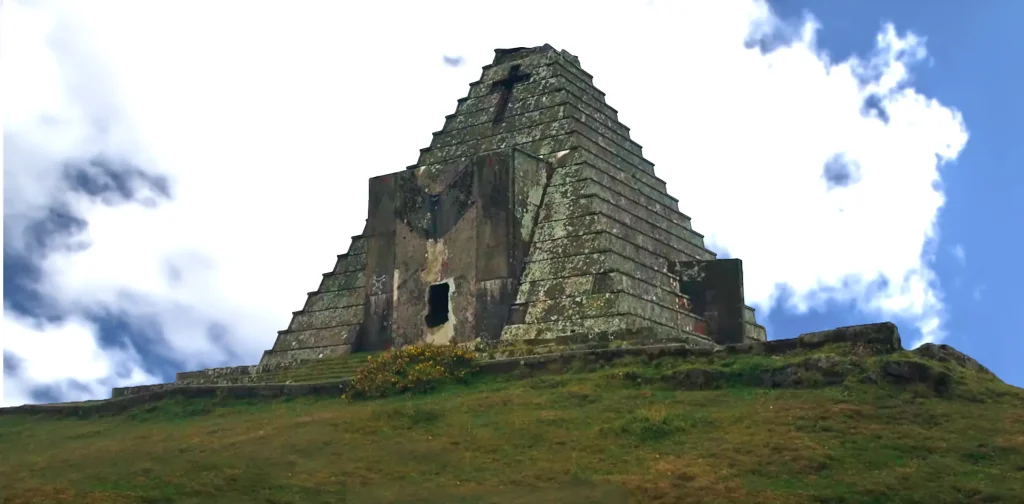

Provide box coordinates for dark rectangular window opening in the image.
[679,280,706,316]
[425,282,450,328]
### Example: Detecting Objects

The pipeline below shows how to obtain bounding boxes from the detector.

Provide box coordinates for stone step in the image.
[553,163,690,229]
[332,253,367,274]
[569,130,655,181]
[418,118,576,166]
[528,232,669,271]
[502,313,653,341]
[569,115,656,175]
[287,306,363,331]
[517,292,705,333]
[545,180,702,246]
[272,324,360,353]
[540,195,708,257]
[454,74,563,117]
[347,235,369,256]
[542,194,693,249]
[556,148,672,206]
[419,117,656,179]
[258,364,372,383]
[437,98,642,160]
[179,352,382,386]
[442,88,636,154]
[517,270,683,314]
[432,102,575,150]
[546,48,598,89]
[421,62,665,177]
[522,251,669,288]
[319,270,366,292]
[565,104,640,157]
[304,287,364,311]
[520,249,687,310]
[531,220,705,269]
[534,213,715,263]
[259,343,353,366]
[444,88,563,131]
[473,56,607,106]
[407,131,582,182]
[257,367,362,383]
[458,61,622,128]
[501,313,713,346]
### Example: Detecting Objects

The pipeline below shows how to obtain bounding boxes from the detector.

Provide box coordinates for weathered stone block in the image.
[796,322,903,352]
[304,288,364,311]
[332,254,367,274]
[545,180,698,245]
[541,194,706,252]
[319,271,365,292]
[260,344,352,366]
[272,325,359,352]
[288,306,363,331]
[912,343,993,375]
[522,251,672,290]
[533,214,713,262]
[745,322,768,342]
[551,163,686,225]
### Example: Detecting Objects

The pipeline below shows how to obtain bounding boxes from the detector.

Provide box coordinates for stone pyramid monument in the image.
[256,44,767,366]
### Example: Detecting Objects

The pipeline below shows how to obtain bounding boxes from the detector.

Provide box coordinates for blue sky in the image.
[762,0,1023,388]
[2,0,1020,406]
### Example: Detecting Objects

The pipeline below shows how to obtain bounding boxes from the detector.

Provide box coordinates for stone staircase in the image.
[258,236,371,366]
[172,351,381,387]
[245,353,379,384]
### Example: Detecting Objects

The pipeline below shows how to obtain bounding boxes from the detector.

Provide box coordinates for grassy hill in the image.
[1,330,1022,504]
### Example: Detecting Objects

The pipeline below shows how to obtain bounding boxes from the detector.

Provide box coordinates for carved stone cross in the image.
[490,64,531,124]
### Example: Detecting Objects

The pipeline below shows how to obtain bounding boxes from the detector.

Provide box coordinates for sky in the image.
[2,0,1020,407]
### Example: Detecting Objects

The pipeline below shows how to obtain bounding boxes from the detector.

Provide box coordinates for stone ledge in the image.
[0,322,904,417]
[478,322,902,375]
[532,213,715,265]
[552,165,690,228]
[460,61,619,124]
[170,345,358,389]
[173,358,307,386]
[543,195,707,253]
[2,382,347,418]
[543,181,703,248]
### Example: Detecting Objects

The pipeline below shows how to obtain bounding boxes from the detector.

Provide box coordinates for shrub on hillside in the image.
[345,344,477,399]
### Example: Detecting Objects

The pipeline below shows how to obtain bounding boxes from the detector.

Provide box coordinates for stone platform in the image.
[0,322,933,418]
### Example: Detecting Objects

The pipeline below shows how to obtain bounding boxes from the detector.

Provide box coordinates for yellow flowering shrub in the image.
[345,344,478,399]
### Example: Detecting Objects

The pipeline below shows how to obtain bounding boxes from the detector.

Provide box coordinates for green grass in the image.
[1,348,1022,504]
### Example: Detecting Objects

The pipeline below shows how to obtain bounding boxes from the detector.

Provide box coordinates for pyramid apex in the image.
[492,44,581,68]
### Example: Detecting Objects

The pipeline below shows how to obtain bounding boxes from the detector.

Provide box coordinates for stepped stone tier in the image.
[118,44,769,393]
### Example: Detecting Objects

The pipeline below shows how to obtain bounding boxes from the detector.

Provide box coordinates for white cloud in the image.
[2,0,968,405]
[1,312,157,407]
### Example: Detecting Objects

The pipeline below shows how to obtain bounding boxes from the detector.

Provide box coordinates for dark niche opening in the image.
[425,282,451,328]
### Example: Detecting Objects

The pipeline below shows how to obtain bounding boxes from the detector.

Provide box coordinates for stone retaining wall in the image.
[1,382,347,418]
[0,322,903,417]
[477,322,902,375]
[173,358,311,385]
